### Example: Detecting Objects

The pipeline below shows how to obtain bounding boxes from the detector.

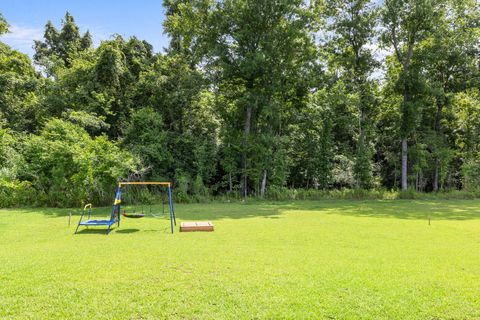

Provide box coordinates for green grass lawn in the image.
[1,200,479,319]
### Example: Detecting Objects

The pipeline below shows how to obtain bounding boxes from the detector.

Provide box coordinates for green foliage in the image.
[95,44,126,87]
[462,156,480,191]
[317,116,335,189]
[0,42,43,132]
[454,89,480,191]
[134,53,217,187]
[454,90,480,154]
[20,119,137,206]
[189,0,317,196]
[0,13,9,34]
[62,110,110,134]
[325,0,379,189]
[174,170,192,202]
[332,155,356,188]
[34,12,92,75]
[0,180,34,207]
[122,107,172,179]
[0,127,23,180]
[41,35,154,137]
[354,134,374,189]
[381,0,443,191]
[0,127,35,206]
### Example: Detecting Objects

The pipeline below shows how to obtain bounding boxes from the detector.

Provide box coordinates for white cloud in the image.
[0,23,146,58]
[0,24,43,56]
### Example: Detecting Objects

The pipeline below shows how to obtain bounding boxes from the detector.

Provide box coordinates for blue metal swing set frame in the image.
[75,182,176,234]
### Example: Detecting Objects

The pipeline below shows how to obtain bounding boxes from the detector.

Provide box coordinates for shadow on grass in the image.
[279,200,480,221]
[113,227,171,234]
[5,199,480,221]
[115,228,140,234]
[74,228,111,235]
[170,200,480,221]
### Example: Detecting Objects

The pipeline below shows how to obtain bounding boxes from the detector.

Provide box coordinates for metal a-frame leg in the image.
[106,223,112,235]
[74,206,88,234]
[168,186,175,234]
[117,205,121,228]
[74,223,81,234]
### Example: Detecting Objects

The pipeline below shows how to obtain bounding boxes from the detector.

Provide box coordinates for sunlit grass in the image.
[1,200,479,319]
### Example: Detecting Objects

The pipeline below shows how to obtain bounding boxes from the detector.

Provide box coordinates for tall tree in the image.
[454,89,480,190]
[41,34,155,137]
[0,42,43,132]
[326,0,378,188]
[381,0,439,190]
[204,0,315,197]
[421,0,480,190]
[34,12,92,75]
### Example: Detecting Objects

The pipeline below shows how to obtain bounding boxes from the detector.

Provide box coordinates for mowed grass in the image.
[1,200,479,319]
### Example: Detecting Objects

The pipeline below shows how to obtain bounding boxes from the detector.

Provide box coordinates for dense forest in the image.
[0,0,479,207]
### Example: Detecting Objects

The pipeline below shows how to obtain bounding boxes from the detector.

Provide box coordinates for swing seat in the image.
[122,213,145,218]
[79,219,118,226]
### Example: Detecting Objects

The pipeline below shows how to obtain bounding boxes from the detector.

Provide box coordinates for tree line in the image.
[0,0,479,207]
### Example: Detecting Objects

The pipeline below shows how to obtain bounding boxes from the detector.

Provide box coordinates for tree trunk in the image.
[260,170,267,198]
[242,105,252,199]
[394,164,398,189]
[228,172,233,193]
[420,171,424,192]
[416,171,419,192]
[399,44,413,193]
[400,82,411,192]
[433,99,443,192]
[401,138,408,191]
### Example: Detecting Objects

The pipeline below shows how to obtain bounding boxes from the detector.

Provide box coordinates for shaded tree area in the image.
[0,2,479,206]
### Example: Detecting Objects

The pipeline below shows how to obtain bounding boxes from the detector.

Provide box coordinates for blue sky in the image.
[0,0,170,57]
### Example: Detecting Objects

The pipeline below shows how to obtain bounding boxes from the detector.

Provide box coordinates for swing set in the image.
[75,182,177,234]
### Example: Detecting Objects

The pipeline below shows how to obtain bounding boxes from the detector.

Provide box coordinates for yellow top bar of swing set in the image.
[118,181,171,187]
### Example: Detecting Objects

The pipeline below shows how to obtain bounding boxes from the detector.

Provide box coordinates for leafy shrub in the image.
[462,156,480,191]
[0,180,35,207]
[20,119,137,206]
[332,155,355,188]
[0,127,23,180]
[398,188,417,199]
